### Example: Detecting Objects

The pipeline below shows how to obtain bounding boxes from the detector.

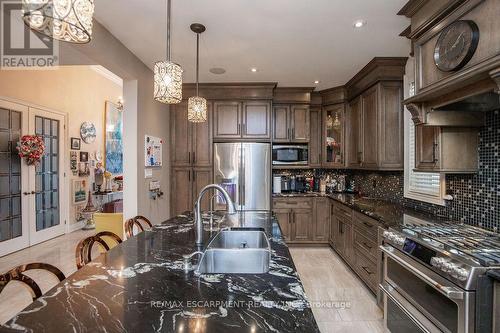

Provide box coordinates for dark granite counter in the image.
[274,192,449,229]
[1,212,319,333]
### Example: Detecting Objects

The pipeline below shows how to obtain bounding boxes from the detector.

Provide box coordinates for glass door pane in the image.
[324,105,344,165]
[34,116,59,231]
[0,108,22,242]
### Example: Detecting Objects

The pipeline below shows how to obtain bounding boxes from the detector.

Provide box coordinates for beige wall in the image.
[59,21,171,223]
[0,66,123,225]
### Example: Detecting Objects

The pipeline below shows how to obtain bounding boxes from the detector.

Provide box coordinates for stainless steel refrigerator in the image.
[213,143,271,211]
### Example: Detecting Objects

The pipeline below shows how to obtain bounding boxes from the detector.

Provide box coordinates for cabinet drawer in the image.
[353,249,377,292]
[353,228,377,261]
[353,212,378,237]
[273,198,313,209]
[333,202,352,221]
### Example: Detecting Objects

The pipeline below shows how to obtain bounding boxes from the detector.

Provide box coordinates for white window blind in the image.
[407,123,441,196]
[404,112,445,205]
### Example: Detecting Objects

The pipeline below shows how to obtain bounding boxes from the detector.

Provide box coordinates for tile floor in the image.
[290,247,385,333]
[0,232,385,332]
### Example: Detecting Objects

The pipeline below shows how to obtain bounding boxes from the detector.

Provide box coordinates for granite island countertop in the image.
[274,192,450,229]
[1,212,320,333]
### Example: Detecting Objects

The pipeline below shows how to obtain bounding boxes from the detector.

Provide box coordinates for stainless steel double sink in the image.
[196,229,271,274]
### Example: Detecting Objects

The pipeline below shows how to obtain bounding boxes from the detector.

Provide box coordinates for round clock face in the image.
[80,122,96,144]
[434,20,479,72]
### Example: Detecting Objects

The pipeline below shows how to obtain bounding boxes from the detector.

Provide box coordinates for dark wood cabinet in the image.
[171,101,212,167]
[242,101,271,139]
[170,167,212,217]
[214,100,271,140]
[322,103,345,167]
[415,125,479,173]
[360,86,378,169]
[170,168,192,217]
[272,104,310,143]
[213,101,241,139]
[274,209,292,242]
[291,105,310,142]
[294,209,312,241]
[313,198,330,242]
[272,198,313,243]
[347,97,361,168]
[273,105,290,142]
[309,107,322,167]
[346,82,403,170]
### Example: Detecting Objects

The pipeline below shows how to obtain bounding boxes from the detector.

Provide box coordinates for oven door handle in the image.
[380,245,464,300]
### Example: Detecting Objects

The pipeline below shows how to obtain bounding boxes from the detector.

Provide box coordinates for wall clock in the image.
[80,122,96,144]
[434,20,479,72]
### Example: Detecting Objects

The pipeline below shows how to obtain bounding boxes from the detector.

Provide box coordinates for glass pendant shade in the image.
[187,96,207,122]
[154,61,183,104]
[22,0,94,44]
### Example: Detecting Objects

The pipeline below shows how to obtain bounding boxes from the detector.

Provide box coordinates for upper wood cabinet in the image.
[308,107,322,167]
[213,100,271,140]
[415,125,479,173]
[322,103,345,168]
[171,101,212,167]
[347,97,361,168]
[346,82,404,170]
[272,104,310,143]
[242,101,271,139]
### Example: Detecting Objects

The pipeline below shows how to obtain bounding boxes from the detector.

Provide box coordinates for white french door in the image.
[0,99,67,256]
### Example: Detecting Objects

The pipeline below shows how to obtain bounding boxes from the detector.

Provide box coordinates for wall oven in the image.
[380,244,475,333]
[272,145,308,165]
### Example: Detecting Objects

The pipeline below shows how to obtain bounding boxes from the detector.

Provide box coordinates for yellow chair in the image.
[94,213,124,243]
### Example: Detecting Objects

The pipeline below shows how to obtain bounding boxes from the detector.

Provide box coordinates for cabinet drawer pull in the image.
[362,221,373,228]
[362,266,374,275]
[188,152,191,164]
[192,152,196,164]
[362,242,373,249]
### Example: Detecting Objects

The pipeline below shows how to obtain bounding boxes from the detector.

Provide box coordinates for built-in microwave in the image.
[272,145,308,165]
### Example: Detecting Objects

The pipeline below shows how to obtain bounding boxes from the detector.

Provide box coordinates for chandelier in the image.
[188,23,207,122]
[154,0,183,104]
[22,0,94,44]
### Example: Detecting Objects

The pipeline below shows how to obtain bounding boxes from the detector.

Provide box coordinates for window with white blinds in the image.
[404,109,445,205]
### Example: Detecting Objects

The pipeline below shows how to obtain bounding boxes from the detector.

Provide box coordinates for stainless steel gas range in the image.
[380,220,500,333]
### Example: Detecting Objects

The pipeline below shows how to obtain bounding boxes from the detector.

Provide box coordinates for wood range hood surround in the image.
[400,0,500,127]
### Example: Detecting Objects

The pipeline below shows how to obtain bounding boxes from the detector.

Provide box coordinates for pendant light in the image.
[22,0,94,43]
[154,0,183,104]
[187,23,207,123]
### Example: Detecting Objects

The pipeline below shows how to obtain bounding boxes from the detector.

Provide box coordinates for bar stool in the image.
[124,215,153,238]
[75,231,122,269]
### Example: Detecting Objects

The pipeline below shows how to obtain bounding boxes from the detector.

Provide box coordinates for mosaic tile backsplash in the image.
[276,110,500,232]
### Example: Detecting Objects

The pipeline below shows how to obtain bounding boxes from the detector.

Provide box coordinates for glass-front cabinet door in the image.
[322,103,345,167]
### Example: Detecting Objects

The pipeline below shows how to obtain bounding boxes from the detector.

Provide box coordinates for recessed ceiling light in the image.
[209,67,226,75]
[314,80,320,84]
[353,20,366,28]
[250,68,258,72]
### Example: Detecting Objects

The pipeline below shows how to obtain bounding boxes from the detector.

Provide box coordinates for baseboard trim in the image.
[68,220,86,233]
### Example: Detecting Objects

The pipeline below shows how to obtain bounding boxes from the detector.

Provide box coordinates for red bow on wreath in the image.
[17,135,45,166]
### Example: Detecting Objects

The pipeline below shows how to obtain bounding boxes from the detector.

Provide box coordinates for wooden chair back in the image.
[75,231,122,269]
[124,215,153,238]
[0,263,65,300]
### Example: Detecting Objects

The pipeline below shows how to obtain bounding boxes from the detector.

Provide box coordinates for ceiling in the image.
[94,0,410,90]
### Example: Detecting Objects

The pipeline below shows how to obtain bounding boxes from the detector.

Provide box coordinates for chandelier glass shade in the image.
[188,96,207,122]
[22,0,94,44]
[154,61,183,104]
[154,0,182,104]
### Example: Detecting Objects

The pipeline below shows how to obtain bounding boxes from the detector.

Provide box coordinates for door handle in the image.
[380,245,465,300]
[292,128,295,139]
[432,143,439,163]
[188,152,191,164]
[192,152,196,164]
[192,170,195,182]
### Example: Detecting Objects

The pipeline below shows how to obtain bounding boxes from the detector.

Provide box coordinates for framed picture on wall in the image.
[80,151,89,162]
[73,179,87,205]
[71,138,81,150]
